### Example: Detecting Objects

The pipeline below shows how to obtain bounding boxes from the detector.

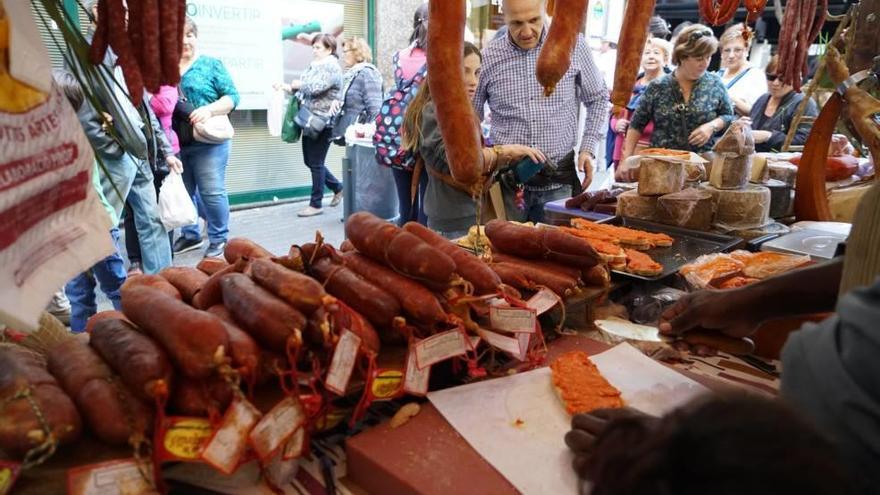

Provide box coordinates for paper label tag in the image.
[415,330,468,369]
[370,369,404,401]
[0,461,20,495]
[201,399,262,475]
[403,347,431,396]
[67,459,156,495]
[527,288,559,315]
[489,306,537,333]
[249,396,305,460]
[518,332,531,360]
[325,329,361,395]
[155,417,213,463]
[282,427,306,460]
[477,328,524,359]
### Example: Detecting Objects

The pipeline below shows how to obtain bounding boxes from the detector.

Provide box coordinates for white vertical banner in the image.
[186,0,283,110]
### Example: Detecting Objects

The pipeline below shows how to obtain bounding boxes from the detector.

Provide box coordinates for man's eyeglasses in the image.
[766,74,779,82]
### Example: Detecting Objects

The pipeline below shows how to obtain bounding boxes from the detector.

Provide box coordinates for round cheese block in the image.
[616,190,659,221]
[701,184,772,231]
[638,158,686,196]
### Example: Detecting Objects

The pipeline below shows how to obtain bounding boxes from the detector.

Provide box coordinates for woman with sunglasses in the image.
[621,25,734,161]
[746,55,818,152]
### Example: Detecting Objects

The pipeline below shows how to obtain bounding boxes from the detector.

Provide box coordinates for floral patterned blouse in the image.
[630,71,735,152]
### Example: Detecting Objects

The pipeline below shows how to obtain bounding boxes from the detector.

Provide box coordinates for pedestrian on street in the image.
[174,16,239,258]
[474,0,608,223]
[330,36,383,147]
[278,34,344,217]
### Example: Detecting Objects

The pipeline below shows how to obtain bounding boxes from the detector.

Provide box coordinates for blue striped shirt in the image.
[474,29,608,170]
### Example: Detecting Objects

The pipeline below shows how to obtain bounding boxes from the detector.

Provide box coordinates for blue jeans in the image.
[302,129,342,208]
[392,167,427,226]
[99,153,172,274]
[180,141,230,244]
[65,228,127,332]
[525,186,572,223]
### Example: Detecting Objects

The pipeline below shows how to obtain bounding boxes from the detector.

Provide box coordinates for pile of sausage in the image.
[484,220,609,298]
[89,0,186,105]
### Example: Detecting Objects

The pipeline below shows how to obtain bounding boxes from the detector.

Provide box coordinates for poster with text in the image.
[279,1,346,83]
[186,0,283,110]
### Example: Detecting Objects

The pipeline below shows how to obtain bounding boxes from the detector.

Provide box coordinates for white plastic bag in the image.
[266,89,285,137]
[158,172,198,231]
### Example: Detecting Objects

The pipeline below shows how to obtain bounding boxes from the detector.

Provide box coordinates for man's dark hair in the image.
[53,69,84,111]
[589,394,853,495]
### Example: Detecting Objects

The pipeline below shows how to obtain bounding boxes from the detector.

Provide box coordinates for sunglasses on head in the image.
[688,29,712,42]
[766,74,780,82]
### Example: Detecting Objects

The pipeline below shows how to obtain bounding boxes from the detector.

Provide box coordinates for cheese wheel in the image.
[702,184,771,231]
[616,190,659,221]
[768,161,798,186]
[638,158,686,196]
[730,222,791,241]
[657,188,716,231]
[709,152,753,189]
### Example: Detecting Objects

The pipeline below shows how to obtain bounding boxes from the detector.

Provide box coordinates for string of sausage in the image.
[698,0,740,26]
[777,0,827,91]
[536,0,590,97]
[87,0,186,105]
[426,0,482,190]
[610,0,657,112]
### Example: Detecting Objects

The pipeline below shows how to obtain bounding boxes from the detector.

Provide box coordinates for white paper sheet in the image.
[428,343,710,495]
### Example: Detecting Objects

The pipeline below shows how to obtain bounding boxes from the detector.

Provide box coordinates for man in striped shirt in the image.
[475,0,609,222]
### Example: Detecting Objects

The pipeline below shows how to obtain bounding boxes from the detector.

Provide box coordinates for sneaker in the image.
[127,261,143,276]
[173,236,204,254]
[204,242,227,259]
[330,190,343,207]
[298,206,324,217]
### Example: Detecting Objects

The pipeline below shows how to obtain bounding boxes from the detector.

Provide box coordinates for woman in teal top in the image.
[174,16,240,259]
[621,25,735,160]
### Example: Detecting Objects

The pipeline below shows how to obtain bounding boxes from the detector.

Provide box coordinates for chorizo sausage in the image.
[490,252,583,283]
[426,0,482,187]
[536,0,589,97]
[160,266,209,304]
[159,0,181,86]
[0,345,81,457]
[170,376,233,417]
[489,261,579,298]
[192,258,249,310]
[197,257,230,276]
[89,318,173,401]
[611,0,657,110]
[122,285,229,379]
[341,251,447,324]
[485,220,599,269]
[224,238,273,264]
[84,310,129,334]
[402,222,502,295]
[220,273,307,352]
[311,257,401,330]
[88,0,110,64]
[206,305,261,378]
[311,302,382,356]
[47,338,152,446]
[121,273,182,301]
[141,0,161,91]
[250,258,328,315]
[583,264,611,288]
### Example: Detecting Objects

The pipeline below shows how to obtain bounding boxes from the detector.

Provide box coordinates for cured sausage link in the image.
[536,0,590,97]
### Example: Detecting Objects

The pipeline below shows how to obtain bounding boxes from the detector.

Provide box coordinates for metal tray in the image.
[595,217,744,281]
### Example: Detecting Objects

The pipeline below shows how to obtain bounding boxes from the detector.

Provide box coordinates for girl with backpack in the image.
[374,3,430,226]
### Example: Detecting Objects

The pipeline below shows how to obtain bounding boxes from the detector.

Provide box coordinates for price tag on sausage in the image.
[518,332,531,360]
[477,328,525,359]
[0,461,20,495]
[325,329,362,395]
[403,346,430,396]
[67,459,156,495]
[248,396,305,461]
[489,306,537,333]
[201,399,262,475]
[527,288,559,315]
[415,330,468,369]
[155,417,213,463]
[282,427,307,460]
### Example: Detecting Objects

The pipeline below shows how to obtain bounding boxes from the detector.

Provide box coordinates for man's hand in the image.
[189,106,214,125]
[688,123,715,147]
[578,151,594,190]
[658,289,760,355]
[502,144,547,165]
[166,155,184,174]
[565,408,654,480]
